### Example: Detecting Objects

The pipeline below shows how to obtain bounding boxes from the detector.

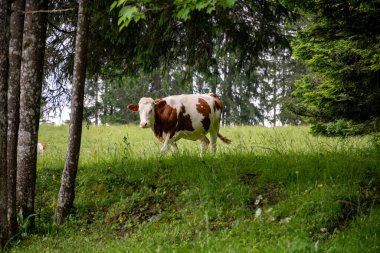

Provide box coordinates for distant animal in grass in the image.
[128,93,231,154]
[37,142,47,155]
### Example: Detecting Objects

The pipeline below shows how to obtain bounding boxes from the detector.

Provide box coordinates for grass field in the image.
[10,124,380,252]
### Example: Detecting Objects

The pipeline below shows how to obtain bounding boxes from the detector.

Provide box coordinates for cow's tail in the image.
[217,133,232,144]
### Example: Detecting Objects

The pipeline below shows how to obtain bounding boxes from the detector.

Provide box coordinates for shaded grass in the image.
[10,124,380,252]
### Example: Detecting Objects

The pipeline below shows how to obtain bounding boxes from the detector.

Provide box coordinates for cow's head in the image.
[128,97,156,128]
[128,97,168,128]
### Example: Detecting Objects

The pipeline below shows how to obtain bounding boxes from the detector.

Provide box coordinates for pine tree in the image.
[286,0,380,135]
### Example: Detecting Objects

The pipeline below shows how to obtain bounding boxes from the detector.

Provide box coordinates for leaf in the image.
[177,7,191,20]
[119,6,140,20]
[119,20,131,31]
[133,12,146,22]
[195,1,209,10]
[110,1,118,12]
[223,0,236,8]
[118,5,141,28]
[116,0,127,8]
[117,13,126,25]
[206,5,215,14]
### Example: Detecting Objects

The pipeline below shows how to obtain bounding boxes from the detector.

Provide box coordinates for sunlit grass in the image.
[38,124,372,161]
[10,124,380,252]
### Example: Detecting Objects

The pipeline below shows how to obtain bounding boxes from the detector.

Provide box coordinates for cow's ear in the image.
[127,104,139,112]
[154,99,166,109]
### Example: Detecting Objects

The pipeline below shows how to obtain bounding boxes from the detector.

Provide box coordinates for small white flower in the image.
[266,207,273,213]
[254,195,263,206]
[280,217,291,224]
[255,208,262,218]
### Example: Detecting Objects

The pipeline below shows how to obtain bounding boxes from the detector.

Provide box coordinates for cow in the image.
[37,142,47,155]
[128,93,231,153]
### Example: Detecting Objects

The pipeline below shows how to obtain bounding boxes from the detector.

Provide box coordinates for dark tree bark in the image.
[7,0,25,238]
[103,82,108,117]
[94,74,99,125]
[55,0,89,225]
[16,0,47,224]
[0,0,10,248]
[272,63,278,127]
[150,71,162,94]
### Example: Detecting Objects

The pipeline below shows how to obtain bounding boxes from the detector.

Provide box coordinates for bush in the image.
[310,120,370,137]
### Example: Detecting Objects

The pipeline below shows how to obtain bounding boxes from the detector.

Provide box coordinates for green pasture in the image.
[11,124,380,252]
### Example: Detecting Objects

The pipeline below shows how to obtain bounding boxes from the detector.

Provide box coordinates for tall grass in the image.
[10,124,380,252]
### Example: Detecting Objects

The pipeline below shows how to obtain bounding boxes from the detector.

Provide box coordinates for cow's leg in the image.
[161,134,172,154]
[161,133,179,154]
[171,142,179,152]
[200,136,210,154]
[210,131,218,153]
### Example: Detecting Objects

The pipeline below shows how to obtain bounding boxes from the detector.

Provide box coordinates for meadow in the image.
[10,124,380,252]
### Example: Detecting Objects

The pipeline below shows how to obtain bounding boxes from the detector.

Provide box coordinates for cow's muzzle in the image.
[140,122,149,128]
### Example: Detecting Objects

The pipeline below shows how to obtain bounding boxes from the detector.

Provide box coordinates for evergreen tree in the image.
[285,0,380,135]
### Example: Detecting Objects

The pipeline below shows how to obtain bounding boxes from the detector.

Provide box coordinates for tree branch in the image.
[48,19,76,34]
[24,8,75,14]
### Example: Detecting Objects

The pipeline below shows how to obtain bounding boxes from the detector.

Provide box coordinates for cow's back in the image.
[160,94,221,140]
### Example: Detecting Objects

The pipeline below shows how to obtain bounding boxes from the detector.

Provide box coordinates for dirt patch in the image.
[312,176,380,240]
[239,173,259,185]
[106,176,184,237]
[240,173,285,210]
[336,177,380,227]
[209,216,235,231]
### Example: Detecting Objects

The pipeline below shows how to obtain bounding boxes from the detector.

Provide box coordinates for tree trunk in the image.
[94,75,99,125]
[0,0,10,248]
[55,0,89,225]
[273,78,277,127]
[7,0,25,238]
[272,56,278,127]
[151,71,161,92]
[16,0,47,225]
[103,82,108,117]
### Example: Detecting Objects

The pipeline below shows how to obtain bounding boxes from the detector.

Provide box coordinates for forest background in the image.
[0,0,379,250]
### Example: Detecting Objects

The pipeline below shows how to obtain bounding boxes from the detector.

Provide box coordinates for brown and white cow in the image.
[37,142,47,155]
[128,93,231,153]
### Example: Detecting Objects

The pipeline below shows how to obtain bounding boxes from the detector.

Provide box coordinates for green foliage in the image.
[286,0,380,135]
[370,132,380,153]
[101,0,295,75]
[111,0,236,28]
[310,120,371,137]
[11,124,380,252]
[74,0,303,127]
[43,0,302,127]
[17,213,38,238]
[93,9,301,125]
[117,5,145,31]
